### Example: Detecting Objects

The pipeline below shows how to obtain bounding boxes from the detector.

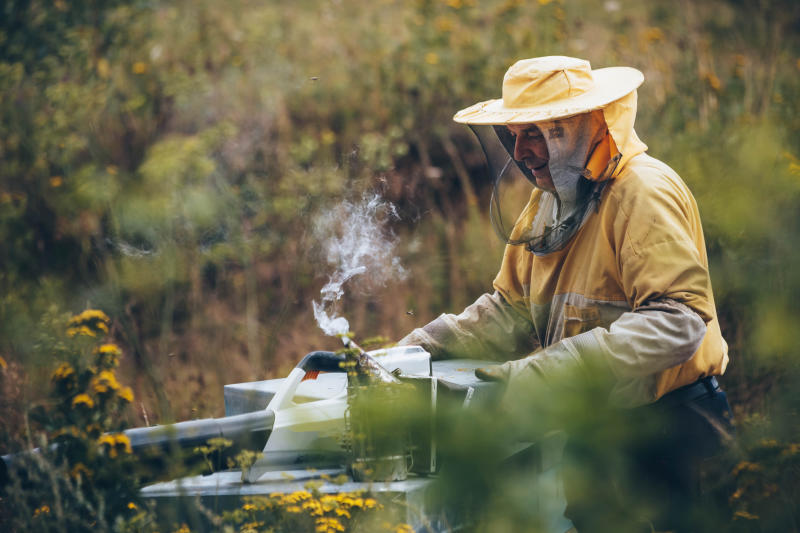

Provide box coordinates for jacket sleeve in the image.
[397,291,540,361]
[499,165,714,406]
[516,298,707,406]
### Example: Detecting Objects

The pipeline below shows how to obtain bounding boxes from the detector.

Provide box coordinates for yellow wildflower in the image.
[320,494,337,512]
[96,343,122,367]
[98,433,132,457]
[424,52,439,65]
[67,325,96,338]
[334,507,351,519]
[86,309,110,322]
[244,497,271,510]
[174,524,191,533]
[339,496,354,508]
[316,517,345,533]
[72,393,95,409]
[127,502,138,510]
[70,309,110,324]
[0,355,6,370]
[132,61,148,74]
[118,386,134,403]
[68,309,111,336]
[33,505,50,517]
[364,497,378,509]
[116,433,132,453]
[285,505,302,513]
[52,362,75,381]
[395,524,414,533]
[303,499,323,516]
[242,503,256,511]
[91,370,121,394]
[49,176,63,188]
[98,343,120,354]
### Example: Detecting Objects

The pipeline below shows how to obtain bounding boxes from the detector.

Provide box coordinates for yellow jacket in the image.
[400,92,728,406]
[492,151,728,403]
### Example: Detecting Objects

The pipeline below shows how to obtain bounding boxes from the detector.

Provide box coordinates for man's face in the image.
[506,124,555,192]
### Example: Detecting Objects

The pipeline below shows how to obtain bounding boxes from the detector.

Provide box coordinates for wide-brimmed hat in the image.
[453,56,644,125]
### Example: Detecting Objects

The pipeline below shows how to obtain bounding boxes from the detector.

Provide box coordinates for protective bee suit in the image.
[398,56,729,407]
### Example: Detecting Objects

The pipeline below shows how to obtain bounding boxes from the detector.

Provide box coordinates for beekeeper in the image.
[399,56,734,531]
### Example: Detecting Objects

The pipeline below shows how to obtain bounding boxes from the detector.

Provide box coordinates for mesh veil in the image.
[469,114,617,255]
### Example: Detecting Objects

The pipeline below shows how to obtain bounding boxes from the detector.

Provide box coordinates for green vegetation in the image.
[1,309,147,531]
[2,0,800,530]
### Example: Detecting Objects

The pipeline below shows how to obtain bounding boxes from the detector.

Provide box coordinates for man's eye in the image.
[524,131,543,140]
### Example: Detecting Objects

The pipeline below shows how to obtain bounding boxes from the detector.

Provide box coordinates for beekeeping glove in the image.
[474,333,602,401]
[474,356,537,383]
[475,355,548,413]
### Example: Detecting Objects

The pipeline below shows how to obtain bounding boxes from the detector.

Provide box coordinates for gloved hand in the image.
[474,364,509,382]
[474,349,544,383]
[474,354,549,435]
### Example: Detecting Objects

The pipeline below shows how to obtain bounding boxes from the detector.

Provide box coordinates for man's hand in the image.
[474,355,548,437]
[474,365,510,382]
[474,353,542,386]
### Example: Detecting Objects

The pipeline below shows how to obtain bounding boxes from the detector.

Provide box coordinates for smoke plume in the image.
[312,193,405,337]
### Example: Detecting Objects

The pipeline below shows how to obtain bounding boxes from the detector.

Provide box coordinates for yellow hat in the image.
[453,56,644,125]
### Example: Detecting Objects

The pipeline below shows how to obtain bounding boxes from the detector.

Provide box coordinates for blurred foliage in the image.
[2,0,800,529]
[1,309,153,531]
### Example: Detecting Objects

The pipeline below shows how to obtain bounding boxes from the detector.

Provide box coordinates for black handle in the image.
[297,351,347,372]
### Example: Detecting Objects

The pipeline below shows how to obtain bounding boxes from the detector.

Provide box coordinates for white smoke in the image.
[312,193,406,337]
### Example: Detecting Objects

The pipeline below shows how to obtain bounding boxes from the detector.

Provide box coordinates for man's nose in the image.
[514,137,545,163]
